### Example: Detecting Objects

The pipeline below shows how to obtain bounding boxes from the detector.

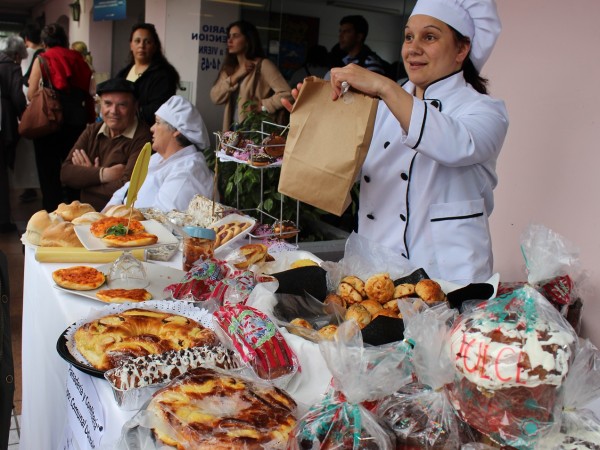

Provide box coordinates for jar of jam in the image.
[182,227,216,271]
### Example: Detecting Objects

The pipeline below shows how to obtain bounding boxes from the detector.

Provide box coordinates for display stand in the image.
[215,120,301,246]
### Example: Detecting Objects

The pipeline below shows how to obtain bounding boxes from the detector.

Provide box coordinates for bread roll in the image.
[317,324,338,340]
[360,299,383,316]
[365,273,395,304]
[345,304,371,329]
[104,205,145,221]
[39,222,83,247]
[54,201,95,222]
[71,212,106,225]
[290,318,313,329]
[25,210,56,245]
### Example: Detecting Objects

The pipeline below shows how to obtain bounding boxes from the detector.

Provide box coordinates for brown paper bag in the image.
[278,77,378,216]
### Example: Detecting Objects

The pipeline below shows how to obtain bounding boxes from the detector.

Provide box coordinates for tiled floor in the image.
[8,412,20,449]
[2,186,43,450]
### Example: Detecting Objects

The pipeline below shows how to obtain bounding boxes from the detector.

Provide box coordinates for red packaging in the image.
[213,304,300,383]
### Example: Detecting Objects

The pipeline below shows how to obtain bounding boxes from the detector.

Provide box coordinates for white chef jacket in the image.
[359,71,509,284]
[106,145,216,212]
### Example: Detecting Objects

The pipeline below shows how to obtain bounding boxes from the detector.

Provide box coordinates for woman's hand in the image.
[281,82,302,113]
[329,64,391,100]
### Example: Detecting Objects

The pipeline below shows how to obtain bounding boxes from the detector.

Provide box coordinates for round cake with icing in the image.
[447,286,577,447]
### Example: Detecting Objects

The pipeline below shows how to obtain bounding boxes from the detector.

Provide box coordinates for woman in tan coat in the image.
[210,20,292,131]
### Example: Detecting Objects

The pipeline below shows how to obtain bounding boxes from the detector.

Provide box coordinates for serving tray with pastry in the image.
[57,300,216,378]
[51,262,185,304]
[215,128,286,168]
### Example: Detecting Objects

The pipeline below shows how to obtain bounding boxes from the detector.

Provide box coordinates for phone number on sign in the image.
[200,57,221,71]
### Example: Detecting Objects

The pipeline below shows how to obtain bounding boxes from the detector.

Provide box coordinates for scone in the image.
[415,279,446,304]
[365,273,395,304]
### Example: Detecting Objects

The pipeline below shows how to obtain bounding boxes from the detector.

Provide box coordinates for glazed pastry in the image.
[290,318,313,330]
[393,283,416,299]
[317,324,338,340]
[365,273,395,304]
[337,282,363,305]
[415,279,446,304]
[360,299,383,317]
[341,275,366,298]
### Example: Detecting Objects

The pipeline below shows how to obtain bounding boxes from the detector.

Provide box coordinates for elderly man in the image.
[105,95,216,212]
[60,78,152,210]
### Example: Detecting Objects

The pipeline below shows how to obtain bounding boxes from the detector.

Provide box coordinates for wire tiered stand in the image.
[214,120,301,247]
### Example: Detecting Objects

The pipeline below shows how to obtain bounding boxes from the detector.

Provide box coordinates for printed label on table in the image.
[65,365,105,449]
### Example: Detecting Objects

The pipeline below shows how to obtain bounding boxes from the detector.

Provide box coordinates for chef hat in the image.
[155,95,210,148]
[410,0,501,72]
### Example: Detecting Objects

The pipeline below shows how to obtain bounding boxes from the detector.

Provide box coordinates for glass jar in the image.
[182,227,216,271]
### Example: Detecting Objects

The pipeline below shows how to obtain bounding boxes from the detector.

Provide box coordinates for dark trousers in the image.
[0,144,11,225]
[0,251,13,450]
[33,124,84,212]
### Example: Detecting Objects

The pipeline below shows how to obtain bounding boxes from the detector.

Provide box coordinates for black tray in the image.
[56,326,105,378]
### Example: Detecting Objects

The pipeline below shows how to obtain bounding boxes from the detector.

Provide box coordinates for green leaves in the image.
[104,224,128,237]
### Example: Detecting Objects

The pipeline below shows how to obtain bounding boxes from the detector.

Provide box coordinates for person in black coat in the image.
[116,23,181,127]
[0,36,27,232]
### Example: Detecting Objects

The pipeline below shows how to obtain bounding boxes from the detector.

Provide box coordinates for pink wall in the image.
[486,0,600,344]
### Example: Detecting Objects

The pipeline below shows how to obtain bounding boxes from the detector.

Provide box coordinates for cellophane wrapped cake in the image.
[376,300,469,449]
[447,285,578,448]
[535,338,600,449]
[287,320,414,449]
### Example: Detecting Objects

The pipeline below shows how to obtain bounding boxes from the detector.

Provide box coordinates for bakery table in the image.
[20,246,165,450]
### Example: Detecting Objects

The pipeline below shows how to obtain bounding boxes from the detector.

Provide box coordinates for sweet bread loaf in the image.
[74,308,219,371]
[147,368,297,449]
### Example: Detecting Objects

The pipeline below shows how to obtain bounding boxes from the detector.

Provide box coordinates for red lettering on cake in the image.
[495,347,516,382]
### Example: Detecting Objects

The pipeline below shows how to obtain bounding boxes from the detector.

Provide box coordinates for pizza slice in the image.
[52,266,106,290]
[95,288,152,303]
[90,217,145,238]
[101,231,158,248]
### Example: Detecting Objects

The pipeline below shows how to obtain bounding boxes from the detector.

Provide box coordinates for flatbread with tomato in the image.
[90,217,145,238]
[52,266,106,291]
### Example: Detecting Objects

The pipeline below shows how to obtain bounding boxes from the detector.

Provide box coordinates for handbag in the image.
[18,56,63,139]
[251,59,289,126]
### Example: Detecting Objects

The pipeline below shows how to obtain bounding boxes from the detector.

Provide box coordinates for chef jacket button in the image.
[384,141,390,149]
[401,253,407,258]
[431,100,440,109]
[367,214,375,220]
[400,214,406,221]
[400,173,408,181]
[364,175,370,183]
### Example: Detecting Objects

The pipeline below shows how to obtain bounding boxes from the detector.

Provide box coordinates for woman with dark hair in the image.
[27,23,94,212]
[210,20,291,131]
[284,0,508,284]
[116,23,181,127]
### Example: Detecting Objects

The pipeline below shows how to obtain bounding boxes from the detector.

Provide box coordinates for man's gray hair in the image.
[1,35,27,60]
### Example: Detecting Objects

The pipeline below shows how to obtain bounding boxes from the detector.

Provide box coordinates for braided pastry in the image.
[148,368,297,450]
[74,308,218,371]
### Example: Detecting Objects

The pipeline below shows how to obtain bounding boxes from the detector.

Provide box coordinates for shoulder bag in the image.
[18,56,63,139]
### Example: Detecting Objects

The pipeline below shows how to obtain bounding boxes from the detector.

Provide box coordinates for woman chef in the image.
[286,0,508,284]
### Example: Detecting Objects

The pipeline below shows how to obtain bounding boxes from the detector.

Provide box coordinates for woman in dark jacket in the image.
[27,23,94,212]
[0,36,27,232]
[116,23,181,127]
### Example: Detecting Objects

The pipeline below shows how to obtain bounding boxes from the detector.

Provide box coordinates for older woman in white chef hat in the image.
[286,0,508,284]
[105,95,217,212]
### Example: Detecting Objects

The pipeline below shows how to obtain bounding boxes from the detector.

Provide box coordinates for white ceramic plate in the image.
[53,262,185,303]
[209,213,257,251]
[74,219,178,252]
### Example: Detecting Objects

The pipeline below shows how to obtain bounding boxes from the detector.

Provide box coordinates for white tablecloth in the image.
[20,247,143,449]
